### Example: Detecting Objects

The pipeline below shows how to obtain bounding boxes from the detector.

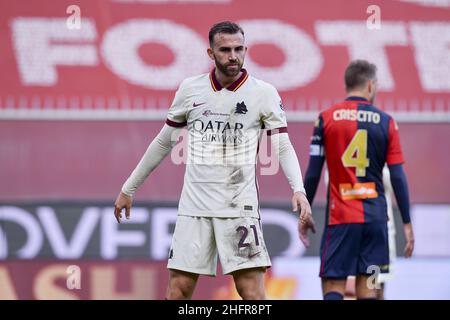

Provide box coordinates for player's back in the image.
[319,96,403,225]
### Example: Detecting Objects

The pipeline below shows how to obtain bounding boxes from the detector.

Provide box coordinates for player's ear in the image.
[372,78,378,93]
[367,79,373,94]
[207,47,215,61]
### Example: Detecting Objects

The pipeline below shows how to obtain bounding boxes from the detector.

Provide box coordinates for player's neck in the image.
[214,68,242,88]
[346,90,370,101]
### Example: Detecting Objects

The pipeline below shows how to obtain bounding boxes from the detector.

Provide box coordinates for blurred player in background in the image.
[114,21,313,300]
[375,165,397,299]
[301,60,415,300]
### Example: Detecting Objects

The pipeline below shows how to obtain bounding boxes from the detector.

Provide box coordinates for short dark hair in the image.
[344,60,377,91]
[208,21,244,46]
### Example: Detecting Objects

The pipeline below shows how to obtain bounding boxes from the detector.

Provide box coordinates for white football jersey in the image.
[166,69,287,218]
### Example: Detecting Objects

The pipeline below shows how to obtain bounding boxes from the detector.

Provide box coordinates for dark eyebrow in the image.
[218,45,244,51]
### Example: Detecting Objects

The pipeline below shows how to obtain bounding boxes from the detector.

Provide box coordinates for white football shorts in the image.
[167,215,271,275]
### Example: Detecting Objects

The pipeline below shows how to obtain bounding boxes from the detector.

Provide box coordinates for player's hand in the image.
[114,191,133,224]
[299,217,316,248]
[292,191,311,219]
[292,191,316,247]
[403,222,415,257]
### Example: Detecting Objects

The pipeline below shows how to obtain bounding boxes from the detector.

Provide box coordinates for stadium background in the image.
[1,0,449,299]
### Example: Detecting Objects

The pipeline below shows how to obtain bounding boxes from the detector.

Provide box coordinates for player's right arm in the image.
[304,115,326,206]
[298,115,326,247]
[114,124,181,223]
[386,117,414,257]
[114,81,188,223]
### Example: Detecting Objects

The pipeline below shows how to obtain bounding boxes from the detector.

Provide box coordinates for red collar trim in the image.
[210,68,248,92]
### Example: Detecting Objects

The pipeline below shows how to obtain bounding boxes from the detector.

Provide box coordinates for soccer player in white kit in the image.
[114,21,314,300]
[375,165,397,299]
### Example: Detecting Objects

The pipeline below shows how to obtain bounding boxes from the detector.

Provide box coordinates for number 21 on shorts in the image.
[236,225,259,248]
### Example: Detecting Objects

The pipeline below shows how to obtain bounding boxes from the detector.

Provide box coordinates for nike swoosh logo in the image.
[193,102,206,107]
[248,252,261,258]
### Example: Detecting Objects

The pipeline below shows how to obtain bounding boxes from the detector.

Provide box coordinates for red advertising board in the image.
[0,0,449,119]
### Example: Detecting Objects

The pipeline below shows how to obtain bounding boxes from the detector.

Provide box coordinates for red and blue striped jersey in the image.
[308,97,404,225]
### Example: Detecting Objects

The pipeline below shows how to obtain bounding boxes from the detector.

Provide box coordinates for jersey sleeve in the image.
[386,117,404,165]
[261,84,288,134]
[304,114,326,204]
[166,80,188,127]
[309,114,325,158]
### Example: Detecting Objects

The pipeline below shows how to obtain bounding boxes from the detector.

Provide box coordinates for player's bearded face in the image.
[210,32,246,77]
[213,54,243,77]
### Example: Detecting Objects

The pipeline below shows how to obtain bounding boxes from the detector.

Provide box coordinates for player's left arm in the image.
[262,85,315,246]
[270,132,316,247]
[386,117,414,257]
[269,131,308,211]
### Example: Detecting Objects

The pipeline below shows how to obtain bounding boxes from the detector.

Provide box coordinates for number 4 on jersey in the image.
[341,129,370,177]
